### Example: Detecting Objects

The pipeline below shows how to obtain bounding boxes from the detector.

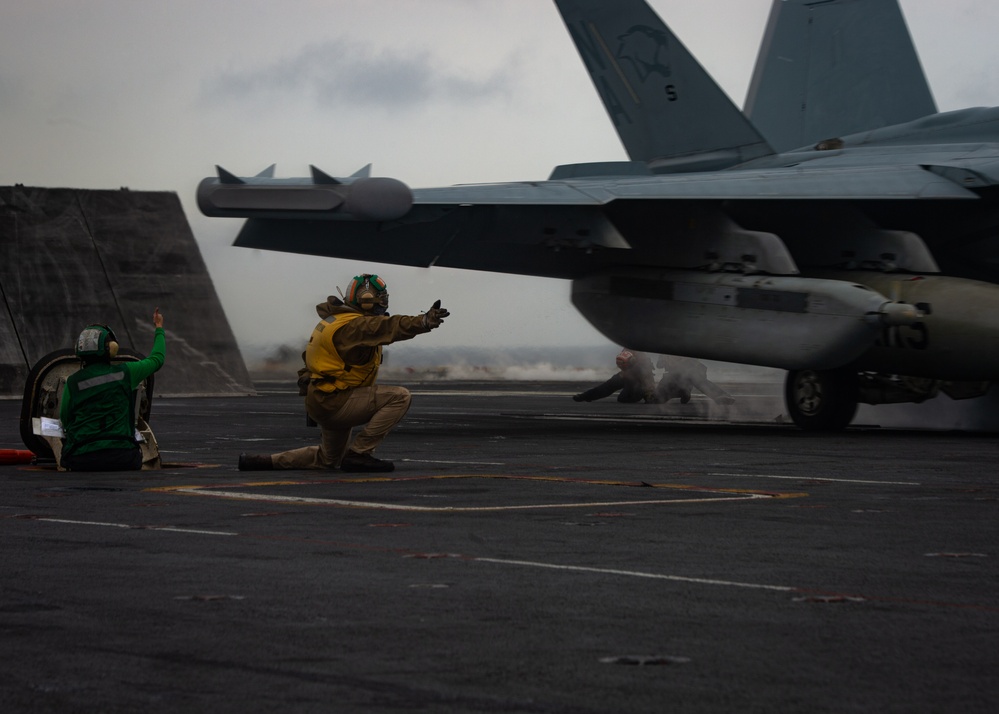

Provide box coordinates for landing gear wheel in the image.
[784,369,858,431]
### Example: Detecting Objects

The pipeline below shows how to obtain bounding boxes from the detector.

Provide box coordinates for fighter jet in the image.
[198,0,999,430]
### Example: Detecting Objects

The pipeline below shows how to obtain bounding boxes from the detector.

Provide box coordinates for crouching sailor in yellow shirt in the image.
[239,274,449,473]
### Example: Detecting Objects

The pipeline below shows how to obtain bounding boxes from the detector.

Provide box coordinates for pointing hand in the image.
[423,299,450,329]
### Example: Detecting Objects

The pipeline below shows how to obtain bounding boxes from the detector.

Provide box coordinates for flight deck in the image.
[1,381,996,713]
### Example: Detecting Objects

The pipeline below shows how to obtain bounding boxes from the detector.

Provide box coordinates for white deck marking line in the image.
[22,518,793,592]
[171,488,768,511]
[709,472,921,486]
[409,390,570,397]
[400,459,505,465]
[524,414,682,424]
[474,557,795,592]
[34,518,237,536]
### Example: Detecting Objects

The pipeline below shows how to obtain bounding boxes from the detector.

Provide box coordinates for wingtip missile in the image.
[198,167,413,221]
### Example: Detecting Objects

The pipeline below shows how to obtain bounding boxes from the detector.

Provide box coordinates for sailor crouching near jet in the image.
[572,349,656,403]
[238,274,449,473]
[60,308,165,472]
[654,354,735,405]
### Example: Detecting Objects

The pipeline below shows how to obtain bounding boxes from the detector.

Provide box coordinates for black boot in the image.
[339,450,394,473]
[238,453,273,471]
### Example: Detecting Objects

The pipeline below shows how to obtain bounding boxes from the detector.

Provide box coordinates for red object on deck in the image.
[0,449,35,465]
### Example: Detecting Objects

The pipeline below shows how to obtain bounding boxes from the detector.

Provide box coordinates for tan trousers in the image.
[271,384,412,470]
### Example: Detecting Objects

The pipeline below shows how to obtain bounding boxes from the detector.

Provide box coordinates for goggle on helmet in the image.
[76,324,119,359]
[345,274,389,314]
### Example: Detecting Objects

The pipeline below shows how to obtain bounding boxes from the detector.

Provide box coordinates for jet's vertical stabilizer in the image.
[554,0,774,172]
[745,0,937,153]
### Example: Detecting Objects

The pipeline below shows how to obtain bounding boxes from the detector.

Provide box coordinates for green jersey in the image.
[60,328,165,458]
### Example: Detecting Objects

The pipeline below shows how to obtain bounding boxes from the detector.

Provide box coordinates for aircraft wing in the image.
[414,165,979,204]
[209,160,981,280]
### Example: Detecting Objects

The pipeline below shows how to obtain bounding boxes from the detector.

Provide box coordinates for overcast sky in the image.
[3,0,999,355]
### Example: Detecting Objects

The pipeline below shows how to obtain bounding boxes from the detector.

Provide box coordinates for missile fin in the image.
[310,165,342,185]
[216,166,245,184]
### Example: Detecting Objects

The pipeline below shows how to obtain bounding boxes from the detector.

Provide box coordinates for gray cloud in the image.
[200,39,515,112]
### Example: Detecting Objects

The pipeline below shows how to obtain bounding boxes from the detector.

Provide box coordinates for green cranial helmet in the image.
[76,325,119,360]
[345,274,389,315]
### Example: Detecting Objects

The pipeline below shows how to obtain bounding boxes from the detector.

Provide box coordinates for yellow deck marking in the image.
[148,474,804,511]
